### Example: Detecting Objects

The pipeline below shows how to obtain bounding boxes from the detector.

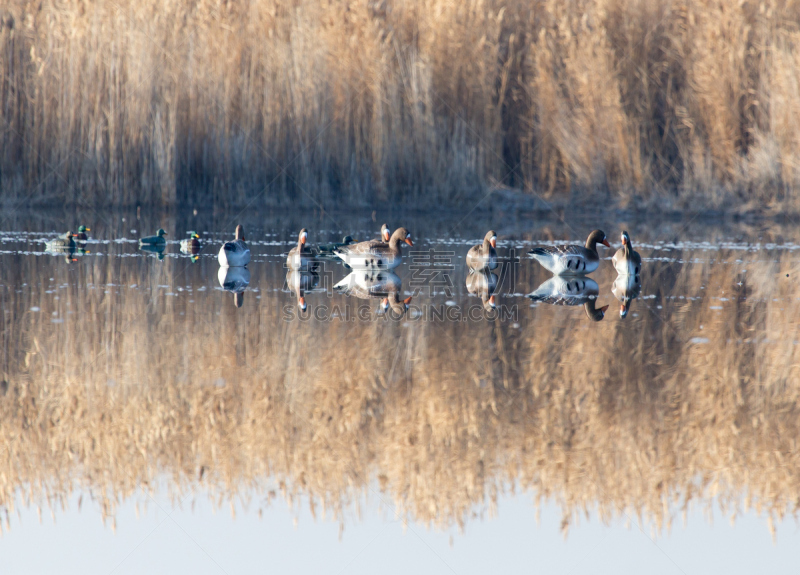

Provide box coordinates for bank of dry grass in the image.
[2,0,800,208]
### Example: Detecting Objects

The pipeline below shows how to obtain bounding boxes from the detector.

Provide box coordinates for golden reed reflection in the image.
[1,246,800,536]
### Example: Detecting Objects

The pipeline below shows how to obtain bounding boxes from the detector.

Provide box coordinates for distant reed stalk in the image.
[2,0,800,208]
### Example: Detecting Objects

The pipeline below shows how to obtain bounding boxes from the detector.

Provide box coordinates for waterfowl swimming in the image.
[466,230,498,272]
[287,228,317,269]
[181,232,201,250]
[46,232,76,250]
[66,225,90,241]
[380,223,390,242]
[139,228,168,245]
[528,229,610,275]
[218,225,250,267]
[612,273,642,319]
[317,235,356,256]
[612,230,642,276]
[334,227,413,269]
[465,270,498,311]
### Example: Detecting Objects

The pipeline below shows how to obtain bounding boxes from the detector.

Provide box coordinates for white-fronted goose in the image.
[380,223,390,242]
[528,229,610,275]
[612,230,642,276]
[612,273,642,319]
[287,228,317,270]
[466,270,498,311]
[466,230,498,272]
[218,225,250,267]
[334,227,413,269]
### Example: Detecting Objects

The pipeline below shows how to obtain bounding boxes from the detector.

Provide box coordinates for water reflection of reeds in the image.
[1,245,800,536]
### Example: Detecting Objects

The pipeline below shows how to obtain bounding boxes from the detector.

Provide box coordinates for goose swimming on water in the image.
[528,230,610,275]
[218,225,250,267]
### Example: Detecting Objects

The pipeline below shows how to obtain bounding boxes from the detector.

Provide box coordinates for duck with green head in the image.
[73,225,91,241]
[139,228,168,245]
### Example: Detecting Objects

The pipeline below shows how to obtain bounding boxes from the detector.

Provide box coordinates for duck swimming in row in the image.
[46,232,76,250]
[181,232,201,251]
[287,228,317,270]
[528,229,610,275]
[316,235,356,256]
[218,225,250,267]
[612,230,642,276]
[466,230,498,272]
[139,228,168,246]
[73,225,91,241]
[334,227,413,269]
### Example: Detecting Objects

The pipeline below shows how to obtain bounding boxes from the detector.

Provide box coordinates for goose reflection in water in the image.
[466,270,497,311]
[218,266,250,308]
[334,270,412,316]
[285,269,320,311]
[612,273,642,319]
[528,276,609,322]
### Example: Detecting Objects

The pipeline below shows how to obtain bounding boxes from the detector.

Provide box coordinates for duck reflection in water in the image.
[334,270,412,316]
[466,270,497,311]
[286,268,320,312]
[138,243,166,260]
[528,276,609,322]
[612,273,642,319]
[218,266,251,308]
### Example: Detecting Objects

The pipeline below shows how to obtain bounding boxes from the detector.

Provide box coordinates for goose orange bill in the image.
[600,304,609,313]
[404,238,414,246]
[602,239,611,247]
[490,236,497,248]
[403,296,413,304]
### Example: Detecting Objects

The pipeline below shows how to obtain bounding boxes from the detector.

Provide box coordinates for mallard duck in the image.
[139,228,168,245]
[612,230,642,276]
[46,232,76,250]
[317,235,356,255]
[287,228,317,270]
[528,230,610,275]
[73,225,91,241]
[466,270,498,311]
[466,230,498,272]
[334,227,413,269]
[218,225,250,267]
[181,232,201,251]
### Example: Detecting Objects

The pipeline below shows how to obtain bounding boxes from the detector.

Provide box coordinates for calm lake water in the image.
[1,207,800,573]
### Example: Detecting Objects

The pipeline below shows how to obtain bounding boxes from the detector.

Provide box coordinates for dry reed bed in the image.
[3,0,800,207]
[1,247,800,535]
